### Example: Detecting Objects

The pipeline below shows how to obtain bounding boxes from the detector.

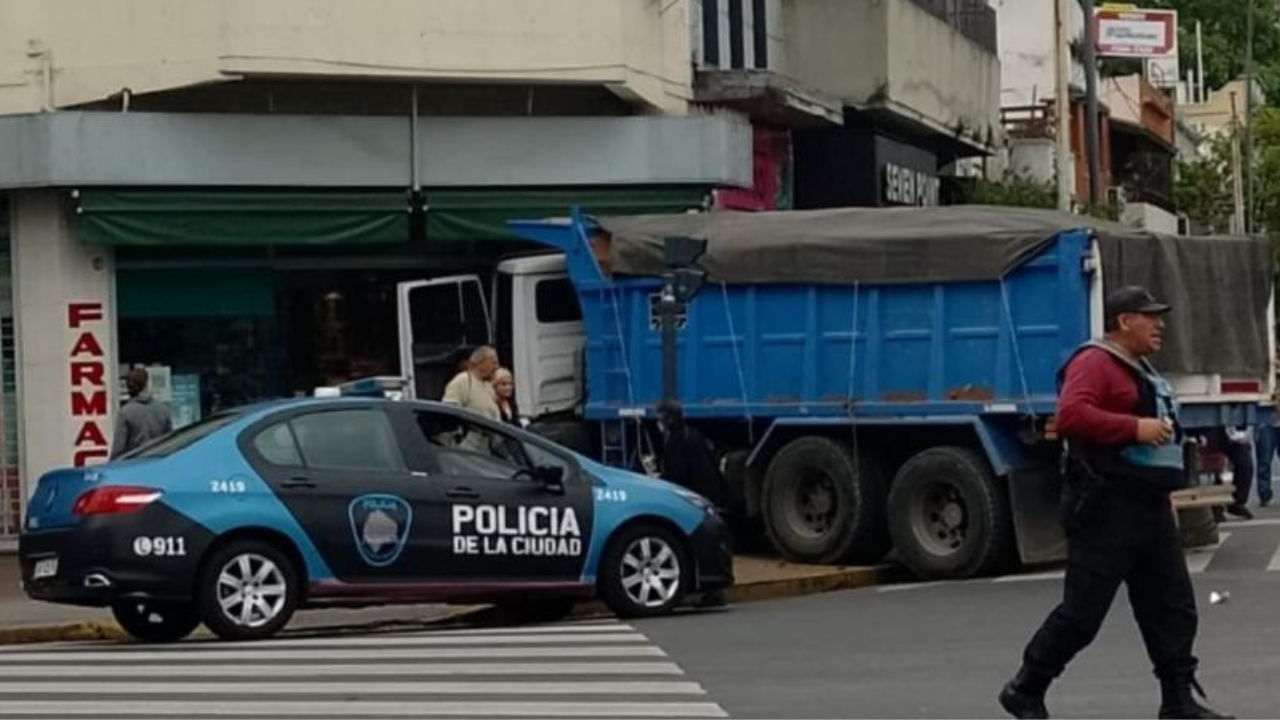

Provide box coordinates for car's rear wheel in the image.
[198,540,299,641]
[599,524,689,618]
[111,600,201,643]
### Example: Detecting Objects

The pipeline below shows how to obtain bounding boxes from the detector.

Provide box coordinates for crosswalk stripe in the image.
[5,632,649,652]
[1186,533,1231,575]
[0,646,667,663]
[993,570,1064,584]
[0,700,730,717]
[1268,538,1280,572]
[4,680,707,695]
[0,618,728,719]
[1218,517,1280,528]
[0,661,686,677]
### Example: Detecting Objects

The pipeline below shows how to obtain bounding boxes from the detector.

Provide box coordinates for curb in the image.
[0,621,123,646]
[0,564,903,646]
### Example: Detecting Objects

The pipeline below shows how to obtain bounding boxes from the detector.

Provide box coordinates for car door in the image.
[399,406,593,582]
[242,405,439,583]
[397,276,493,402]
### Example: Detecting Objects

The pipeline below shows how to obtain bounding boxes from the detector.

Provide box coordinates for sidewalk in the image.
[0,552,900,645]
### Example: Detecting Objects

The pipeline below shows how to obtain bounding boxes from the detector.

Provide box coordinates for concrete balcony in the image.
[0,0,695,115]
[782,0,1000,153]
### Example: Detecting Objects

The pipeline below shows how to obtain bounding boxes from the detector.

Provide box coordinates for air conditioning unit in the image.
[1106,185,1128,210]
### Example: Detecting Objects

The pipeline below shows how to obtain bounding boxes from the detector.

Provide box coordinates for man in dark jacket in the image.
[999,287,1230,720]
[656,401,728,508]
[111,368,173,458]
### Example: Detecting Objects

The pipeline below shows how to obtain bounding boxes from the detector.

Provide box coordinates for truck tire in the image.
[761,436,890,565]
[888,446,1013,579]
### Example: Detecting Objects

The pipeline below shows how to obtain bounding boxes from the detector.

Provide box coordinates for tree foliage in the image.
[1175,107,1280,234]
[1144,0,1280,105]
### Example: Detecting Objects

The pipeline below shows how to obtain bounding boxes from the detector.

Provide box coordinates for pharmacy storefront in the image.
[0,112,749,542]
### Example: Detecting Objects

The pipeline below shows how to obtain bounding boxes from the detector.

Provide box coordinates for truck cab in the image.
[395,254,585,423]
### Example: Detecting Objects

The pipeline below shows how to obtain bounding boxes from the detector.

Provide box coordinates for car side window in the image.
[289,409,407,472]
[253,422,303,467]
[414,411,530,480]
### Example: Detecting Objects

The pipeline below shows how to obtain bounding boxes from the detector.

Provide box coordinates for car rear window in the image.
[253,422,303,467]
[124,412,244,460]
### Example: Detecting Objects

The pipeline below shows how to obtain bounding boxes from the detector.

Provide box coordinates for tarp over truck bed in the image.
[598,205,1272,378]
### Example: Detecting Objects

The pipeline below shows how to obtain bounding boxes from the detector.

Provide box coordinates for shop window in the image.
[290,409,405,472]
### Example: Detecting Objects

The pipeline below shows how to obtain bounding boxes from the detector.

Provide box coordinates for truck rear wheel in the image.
[888,446,1013,579]
[762,436,890,565]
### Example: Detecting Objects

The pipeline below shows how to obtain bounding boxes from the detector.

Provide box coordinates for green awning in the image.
[423,187,710,243]
[78,190,411,247]
[118,268,275,318]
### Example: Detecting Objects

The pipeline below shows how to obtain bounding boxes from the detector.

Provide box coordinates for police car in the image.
[19,399,733,642]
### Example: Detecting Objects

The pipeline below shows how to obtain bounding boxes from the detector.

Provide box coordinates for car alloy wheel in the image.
[215,552,289,629]
[620,536,682,609]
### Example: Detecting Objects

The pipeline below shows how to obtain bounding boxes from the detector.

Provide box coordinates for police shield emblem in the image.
[348,494,413,567]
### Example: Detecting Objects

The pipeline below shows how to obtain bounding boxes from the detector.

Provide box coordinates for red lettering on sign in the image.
[71,391,108,416]
[70,362,104,387]
[73,421,108,448]
[67,303,110,467]
[68,303,103,329]
[69,332,105,358]
[73,449,110,467]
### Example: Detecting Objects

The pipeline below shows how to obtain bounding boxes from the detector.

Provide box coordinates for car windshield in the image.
[121,411,245,460]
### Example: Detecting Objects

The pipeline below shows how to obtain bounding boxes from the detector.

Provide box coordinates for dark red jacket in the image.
[1057,347,1141,448]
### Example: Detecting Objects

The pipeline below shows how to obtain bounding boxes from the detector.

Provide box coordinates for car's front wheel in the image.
[198,540,299,641]
[599,524,689,618]
[111,600,201,643]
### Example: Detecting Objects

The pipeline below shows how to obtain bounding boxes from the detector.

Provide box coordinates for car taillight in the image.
[72,486,163,517]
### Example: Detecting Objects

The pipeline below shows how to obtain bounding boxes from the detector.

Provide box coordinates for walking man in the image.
[111,367,173,458]
[999,287,1230,720]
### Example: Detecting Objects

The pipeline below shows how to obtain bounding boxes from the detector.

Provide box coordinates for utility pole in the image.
[1231,92,1246,235]
[1244,0,1256,233]
[1054,0,1073,211]
[1081,0,1103,209]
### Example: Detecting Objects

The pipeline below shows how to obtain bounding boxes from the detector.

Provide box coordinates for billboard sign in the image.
[1095,7,1177,58]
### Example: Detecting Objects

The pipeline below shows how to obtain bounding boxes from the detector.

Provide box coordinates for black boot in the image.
[1158,676,1234,719]
[999,666,1051,719]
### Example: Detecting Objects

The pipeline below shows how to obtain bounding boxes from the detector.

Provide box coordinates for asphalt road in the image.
[2,515,1276,719]
[637,514,1280,719]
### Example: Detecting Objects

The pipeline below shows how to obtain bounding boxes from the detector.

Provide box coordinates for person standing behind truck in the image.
[111,367,173,458]
[441,346,502,422]
[493,367,526,427]
[999,287,1231,720]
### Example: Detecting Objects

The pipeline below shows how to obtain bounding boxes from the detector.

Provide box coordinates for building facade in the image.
[0,0,1004,543]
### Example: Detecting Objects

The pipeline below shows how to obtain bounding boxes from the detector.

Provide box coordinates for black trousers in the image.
[1021,489,1199,681]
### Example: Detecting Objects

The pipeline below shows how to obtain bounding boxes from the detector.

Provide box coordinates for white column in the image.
[11,189,117,498]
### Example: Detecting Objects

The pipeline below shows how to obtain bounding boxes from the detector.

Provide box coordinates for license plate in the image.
[32,558,58,580]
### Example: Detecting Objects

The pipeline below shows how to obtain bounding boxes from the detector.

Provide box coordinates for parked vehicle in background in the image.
[388,206,1274,580]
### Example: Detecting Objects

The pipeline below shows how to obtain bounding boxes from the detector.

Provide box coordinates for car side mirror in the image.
[535,465,565,495]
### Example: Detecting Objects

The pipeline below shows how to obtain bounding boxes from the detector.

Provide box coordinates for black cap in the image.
[1105,285,1171,319]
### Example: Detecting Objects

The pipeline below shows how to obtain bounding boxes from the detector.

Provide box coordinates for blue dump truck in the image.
[390,206,1274,580]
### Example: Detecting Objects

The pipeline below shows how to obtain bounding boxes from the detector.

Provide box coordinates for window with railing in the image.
[905,0,998,54]
[696,0,779,71]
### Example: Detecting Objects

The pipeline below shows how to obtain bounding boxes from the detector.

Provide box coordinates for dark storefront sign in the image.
[793,127,939,209]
